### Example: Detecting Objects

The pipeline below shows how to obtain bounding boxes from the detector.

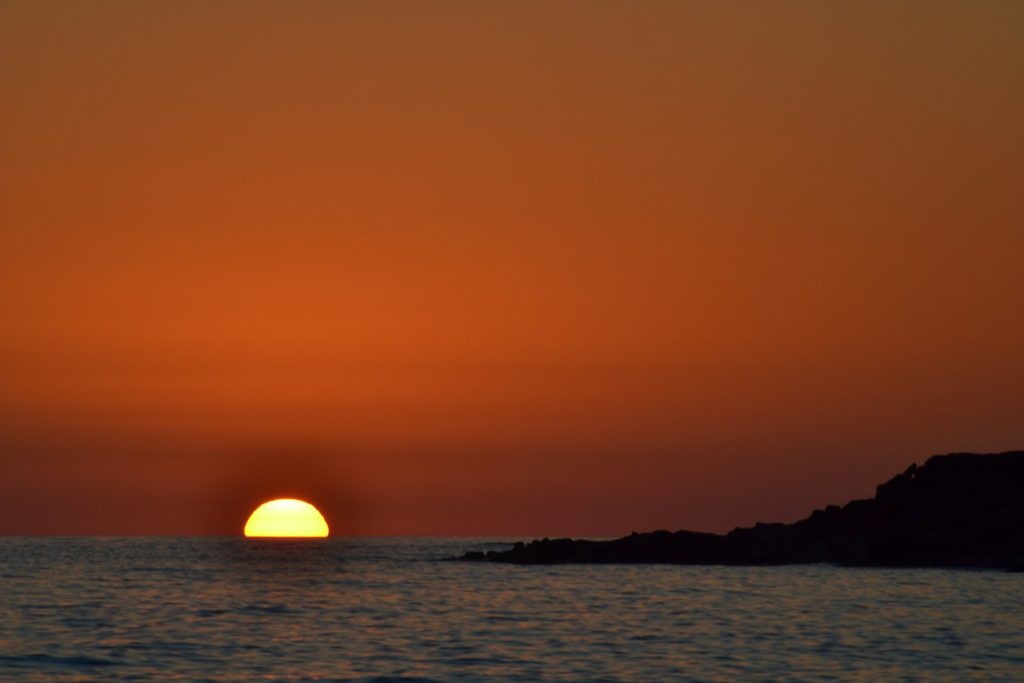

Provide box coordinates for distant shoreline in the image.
[461,451,1024,571]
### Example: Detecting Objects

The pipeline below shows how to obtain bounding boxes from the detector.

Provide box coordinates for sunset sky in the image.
[2,2,1022,536]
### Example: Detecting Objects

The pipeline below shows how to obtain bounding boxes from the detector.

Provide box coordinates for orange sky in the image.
[2,2,1022,536]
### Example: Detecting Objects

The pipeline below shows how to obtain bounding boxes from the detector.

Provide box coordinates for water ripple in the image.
[1,538,1023,681]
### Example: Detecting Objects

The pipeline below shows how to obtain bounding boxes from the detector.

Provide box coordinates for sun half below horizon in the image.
[243,499,330,538]
[1,2,1023,539]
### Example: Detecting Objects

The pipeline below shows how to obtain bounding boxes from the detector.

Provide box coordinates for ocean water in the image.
[1,538,1022,681]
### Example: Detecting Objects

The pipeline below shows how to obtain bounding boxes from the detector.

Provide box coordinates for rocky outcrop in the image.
[461,452,1024,569]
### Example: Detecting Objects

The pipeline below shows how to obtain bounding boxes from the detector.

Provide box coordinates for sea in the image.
[1,537,1022,681]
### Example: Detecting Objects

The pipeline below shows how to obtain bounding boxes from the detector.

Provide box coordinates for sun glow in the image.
[243,498,329,538]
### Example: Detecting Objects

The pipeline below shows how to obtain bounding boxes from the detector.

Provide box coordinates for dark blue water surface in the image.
[1,537,1022,681]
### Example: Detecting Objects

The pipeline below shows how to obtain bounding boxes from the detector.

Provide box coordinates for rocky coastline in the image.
[461,452,1024,570]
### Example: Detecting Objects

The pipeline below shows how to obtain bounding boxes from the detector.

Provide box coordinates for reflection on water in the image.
[1,537,1022,681]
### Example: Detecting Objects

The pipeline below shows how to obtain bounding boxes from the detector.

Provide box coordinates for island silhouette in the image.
[462,451,1024,570]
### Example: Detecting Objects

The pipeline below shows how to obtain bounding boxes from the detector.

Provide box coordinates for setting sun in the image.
[243,499,329,538]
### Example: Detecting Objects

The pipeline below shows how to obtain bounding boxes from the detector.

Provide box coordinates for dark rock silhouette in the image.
[461,452,1024,569]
